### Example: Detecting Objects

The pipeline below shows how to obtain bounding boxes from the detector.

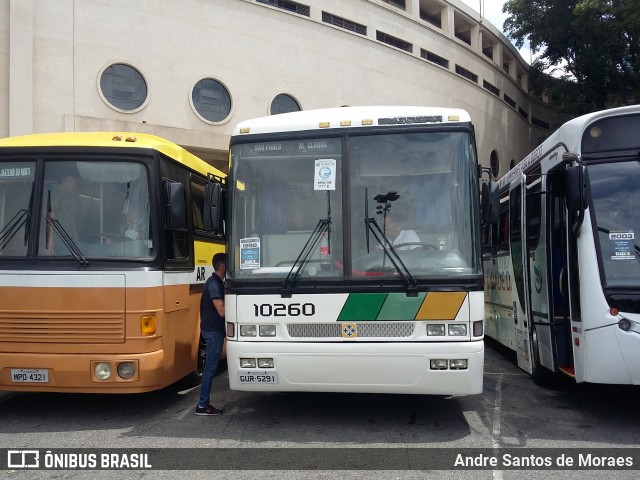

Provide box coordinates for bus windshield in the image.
[228,129,480,280]
[0,159,153,260]
[590,160,640,287]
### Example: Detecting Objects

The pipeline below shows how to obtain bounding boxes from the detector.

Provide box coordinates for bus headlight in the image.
[450,359,468,370]
[240,325,257,337]
[259,325,276,337]
[427,324,445,336]
[117,362,136,380]
[95,362,112,381]
[448,324,467,336]
[430,359,448,370]
[618,318,631,332]
[240,358,257,368]
[258,358,274,368]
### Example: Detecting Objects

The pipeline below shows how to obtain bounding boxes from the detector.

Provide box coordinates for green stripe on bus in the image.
[377,292,426,320]
[337,293,426,321]
[337,293,387,321]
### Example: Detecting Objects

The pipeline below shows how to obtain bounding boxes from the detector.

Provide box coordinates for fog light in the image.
[95,362,112,381]
[117,362,136,380]
[240,358,256,368]
[473,320,484,336]
[430,359,448,370]
[258,358,274,368]
[240,325,257,337]
[618,318,632,332]
[448,324,467,336]
[259,325,276,337]
[427,324,445,336]
[450,359,468,370]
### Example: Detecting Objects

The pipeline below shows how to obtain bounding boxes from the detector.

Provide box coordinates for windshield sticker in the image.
[609,230,635,261]
[0,166,33,179]
[314,159,336,191]
[240,237,261,269]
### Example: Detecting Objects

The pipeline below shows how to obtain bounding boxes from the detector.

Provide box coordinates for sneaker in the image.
[195,404,223,416]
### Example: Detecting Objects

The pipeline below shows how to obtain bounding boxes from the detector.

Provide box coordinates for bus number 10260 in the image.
[253,303,315,317]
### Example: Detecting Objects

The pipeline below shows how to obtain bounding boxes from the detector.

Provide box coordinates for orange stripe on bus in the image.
[415,292,467,320]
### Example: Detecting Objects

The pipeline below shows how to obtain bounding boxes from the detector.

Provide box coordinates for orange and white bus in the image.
[0,132,225,393]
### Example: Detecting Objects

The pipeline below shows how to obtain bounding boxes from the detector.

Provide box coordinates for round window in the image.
[99,63,148,111]
[191,78,232,123]
[490,150,500,178]
[270,94,301,115]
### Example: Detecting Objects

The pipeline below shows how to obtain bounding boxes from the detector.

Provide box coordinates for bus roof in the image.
[0,131,225,179]
[232,106,472,136]
[498,104,640,189]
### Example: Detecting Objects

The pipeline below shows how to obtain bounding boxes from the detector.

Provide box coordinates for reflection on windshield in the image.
[229,138,342,280]
[0,159,153,260]
[350,132,479,277]
[228,130,480,281]
[41,162,153,259]
[590,161,640,286]
[0,161,35,256]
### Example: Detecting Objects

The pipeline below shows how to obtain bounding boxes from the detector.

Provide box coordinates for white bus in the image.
[483,105,640,385]
[217,106,485,395]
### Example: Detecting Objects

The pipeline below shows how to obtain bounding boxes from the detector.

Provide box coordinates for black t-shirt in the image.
[200,273,225,333]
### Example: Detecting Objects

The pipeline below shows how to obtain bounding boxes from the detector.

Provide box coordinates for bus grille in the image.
[0,312,125,343]
[287,322,414,338]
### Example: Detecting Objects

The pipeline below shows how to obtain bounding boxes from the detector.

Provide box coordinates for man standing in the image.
[196,252,226,416]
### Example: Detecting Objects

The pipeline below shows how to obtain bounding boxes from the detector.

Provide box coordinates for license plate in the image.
[238,371,278,384]
[11,369,49,383]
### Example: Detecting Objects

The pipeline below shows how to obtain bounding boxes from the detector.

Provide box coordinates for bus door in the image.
[509,181,533,373]
[522,165,574,382]
[547,166,573,376]
[522,166,556,381]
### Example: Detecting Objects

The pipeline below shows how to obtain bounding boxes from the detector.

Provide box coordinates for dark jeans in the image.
[198,329,225,407]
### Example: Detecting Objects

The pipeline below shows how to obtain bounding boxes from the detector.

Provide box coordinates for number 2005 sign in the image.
[253,303,315,317]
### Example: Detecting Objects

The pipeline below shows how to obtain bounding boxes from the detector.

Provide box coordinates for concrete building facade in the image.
[1,0,557,176]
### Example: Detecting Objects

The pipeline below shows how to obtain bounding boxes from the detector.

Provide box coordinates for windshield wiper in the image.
[0,209,28,250]
[365,189,418,296]
[45,190,89,266]
[281,191,332,297]
[46,216,89,266]
[280,218,330,298]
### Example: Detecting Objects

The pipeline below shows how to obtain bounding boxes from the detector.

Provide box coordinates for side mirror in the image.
[481,182,499,224]
[565,166,586,211]
[203,182,222,234]
[164,181,186,230]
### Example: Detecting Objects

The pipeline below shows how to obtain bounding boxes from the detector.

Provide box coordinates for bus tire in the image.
[174,335,206,389]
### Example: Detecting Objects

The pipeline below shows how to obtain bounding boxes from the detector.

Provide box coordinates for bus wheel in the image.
[531,328,552,386]
[179,336,206,389]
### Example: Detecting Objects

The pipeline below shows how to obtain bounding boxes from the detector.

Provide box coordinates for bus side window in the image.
[497,193,509,254]
[164,180,188,261]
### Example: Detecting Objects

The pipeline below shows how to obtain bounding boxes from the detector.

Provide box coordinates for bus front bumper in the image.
[0,350,166,393]
[227,340,484,395]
